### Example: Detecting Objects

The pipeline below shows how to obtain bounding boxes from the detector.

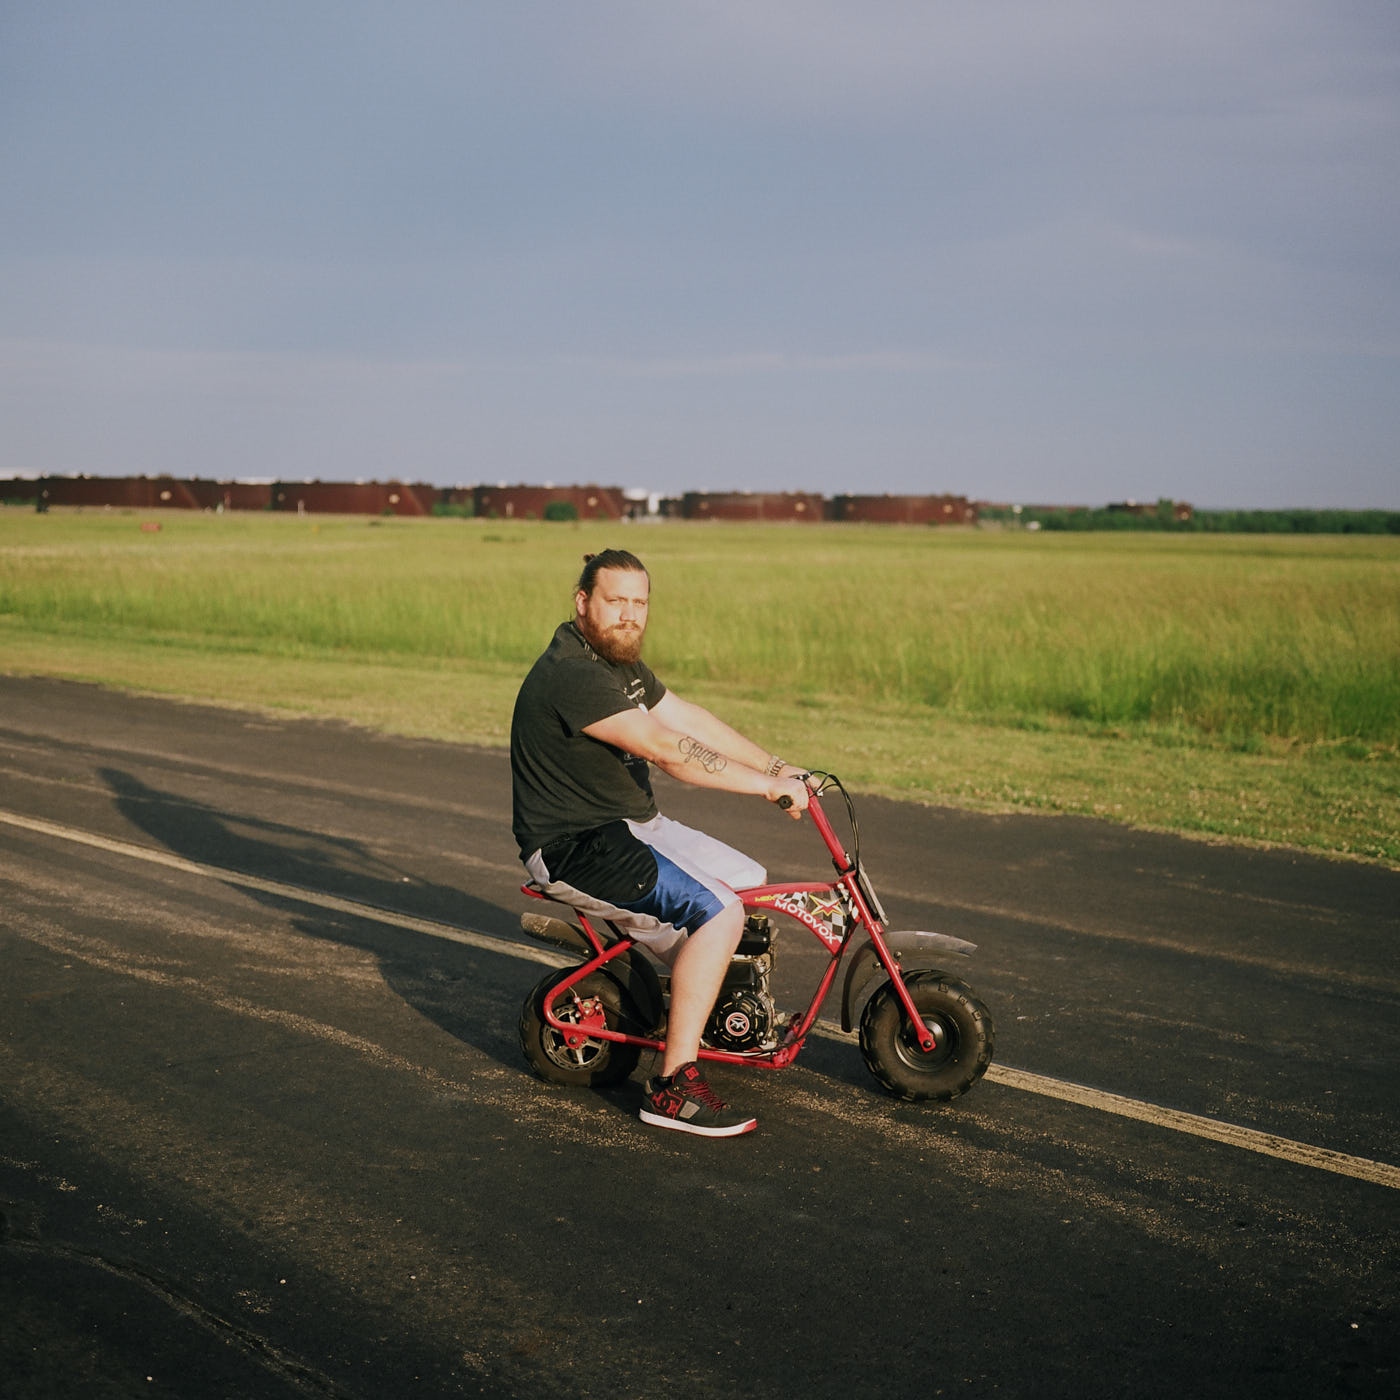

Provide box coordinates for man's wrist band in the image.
[766,754,786,777]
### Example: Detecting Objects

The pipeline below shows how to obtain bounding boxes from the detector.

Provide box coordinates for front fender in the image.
[839,929,977,1034]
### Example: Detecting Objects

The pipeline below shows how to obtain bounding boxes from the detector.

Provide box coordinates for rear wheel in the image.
[519,968,644,1087]
[859,971,994,1102]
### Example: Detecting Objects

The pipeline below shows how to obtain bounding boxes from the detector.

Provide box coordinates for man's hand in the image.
[768,774,810,819]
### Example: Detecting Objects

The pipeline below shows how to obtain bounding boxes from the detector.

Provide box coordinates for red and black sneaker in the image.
[639,1063,757,1137]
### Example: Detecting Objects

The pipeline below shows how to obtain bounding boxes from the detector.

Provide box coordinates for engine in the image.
[703,914,778,1052]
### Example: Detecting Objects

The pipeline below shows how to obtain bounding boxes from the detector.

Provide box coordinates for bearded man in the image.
[510,548,809,1136]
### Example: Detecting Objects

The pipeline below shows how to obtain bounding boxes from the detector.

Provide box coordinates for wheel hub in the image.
[897,1012,954,1068]
[546,995,608,1067]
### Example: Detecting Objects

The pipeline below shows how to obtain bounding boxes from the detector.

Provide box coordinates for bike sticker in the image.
[752,890,847,952]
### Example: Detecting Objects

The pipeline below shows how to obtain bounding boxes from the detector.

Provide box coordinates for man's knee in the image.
[687,901,744,952]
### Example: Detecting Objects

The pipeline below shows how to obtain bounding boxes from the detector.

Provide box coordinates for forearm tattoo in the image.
[678,735,727,774]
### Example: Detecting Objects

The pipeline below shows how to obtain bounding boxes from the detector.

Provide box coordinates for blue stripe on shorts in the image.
[616,849,727,933]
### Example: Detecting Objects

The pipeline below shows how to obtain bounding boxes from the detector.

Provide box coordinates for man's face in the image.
[575,566,649,665]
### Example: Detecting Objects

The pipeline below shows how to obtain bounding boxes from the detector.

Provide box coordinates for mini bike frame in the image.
[524,780,942,1066]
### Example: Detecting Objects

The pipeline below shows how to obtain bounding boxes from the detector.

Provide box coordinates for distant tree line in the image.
[1187,509,1400,535]
[980,500,1400,534]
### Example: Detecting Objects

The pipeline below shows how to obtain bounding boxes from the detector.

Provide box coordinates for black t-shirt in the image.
[510,620,668,857]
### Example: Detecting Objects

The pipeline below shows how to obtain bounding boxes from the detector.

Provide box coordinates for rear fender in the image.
[596,951,666,1035]
[840,929,977,1033]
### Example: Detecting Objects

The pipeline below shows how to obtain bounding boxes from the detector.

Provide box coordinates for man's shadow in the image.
[98,766,533,1074]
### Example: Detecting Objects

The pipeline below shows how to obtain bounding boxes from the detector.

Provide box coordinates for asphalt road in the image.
[2,675,1397,1399]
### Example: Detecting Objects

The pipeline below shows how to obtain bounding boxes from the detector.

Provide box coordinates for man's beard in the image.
[578,615,645,665]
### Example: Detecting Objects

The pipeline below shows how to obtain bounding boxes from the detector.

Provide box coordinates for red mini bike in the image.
[517,773,994,1102]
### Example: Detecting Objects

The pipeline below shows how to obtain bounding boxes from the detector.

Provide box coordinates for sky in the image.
[2,1,1398,509]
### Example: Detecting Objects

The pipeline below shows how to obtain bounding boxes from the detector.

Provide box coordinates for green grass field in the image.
[3,508,1397,865]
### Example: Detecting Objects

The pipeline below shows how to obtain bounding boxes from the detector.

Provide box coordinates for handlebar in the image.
[788,773,887,924]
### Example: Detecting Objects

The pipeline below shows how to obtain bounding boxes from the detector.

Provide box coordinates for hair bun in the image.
[575,548,648,597]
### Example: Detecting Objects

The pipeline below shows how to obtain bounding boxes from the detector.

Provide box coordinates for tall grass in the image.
[641,528,1400,745]
[4,512,1398,747]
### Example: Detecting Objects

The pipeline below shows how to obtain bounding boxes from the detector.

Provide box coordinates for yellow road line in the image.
[981,1064,1400,1189]
[0,807,562,968]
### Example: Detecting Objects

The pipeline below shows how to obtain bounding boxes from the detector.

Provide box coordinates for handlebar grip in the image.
[777,794,794,810]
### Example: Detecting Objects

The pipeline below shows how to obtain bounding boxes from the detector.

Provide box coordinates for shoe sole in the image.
[638,1107,757,1137]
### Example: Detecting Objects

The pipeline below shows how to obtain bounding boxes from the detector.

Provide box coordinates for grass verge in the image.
[2,618,1395,867]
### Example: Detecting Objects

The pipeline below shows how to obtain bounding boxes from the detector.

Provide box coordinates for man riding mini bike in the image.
[518,771,995,1120]
[511,550,992,1136]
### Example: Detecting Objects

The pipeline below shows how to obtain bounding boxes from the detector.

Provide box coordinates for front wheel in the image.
[859,971,994,1102]
[519,968,644,1087]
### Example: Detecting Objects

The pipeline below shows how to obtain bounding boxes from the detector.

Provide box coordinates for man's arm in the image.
[582,701,808,814]
[650,691,805,781]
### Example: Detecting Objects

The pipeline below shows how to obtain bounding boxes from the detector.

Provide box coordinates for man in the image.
[510,549,810,1137]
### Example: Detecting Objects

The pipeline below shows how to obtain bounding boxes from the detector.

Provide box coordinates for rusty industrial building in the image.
[679,491,827,522]
[829,493,977,525]
[475,483,632,520]
[9,475,467,518]
[6,474,985,525]
[266,480,440,516]
[10,475,276,512]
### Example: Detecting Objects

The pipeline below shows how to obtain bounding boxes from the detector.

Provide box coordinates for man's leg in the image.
[642,900,757,1136]
[660,901,745,1077]
[527,818,760,1130]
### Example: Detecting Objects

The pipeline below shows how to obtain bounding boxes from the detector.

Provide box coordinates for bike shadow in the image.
[98,766,539,1078]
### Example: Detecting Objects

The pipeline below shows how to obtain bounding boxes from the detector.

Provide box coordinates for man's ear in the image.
[574,589,588,617]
